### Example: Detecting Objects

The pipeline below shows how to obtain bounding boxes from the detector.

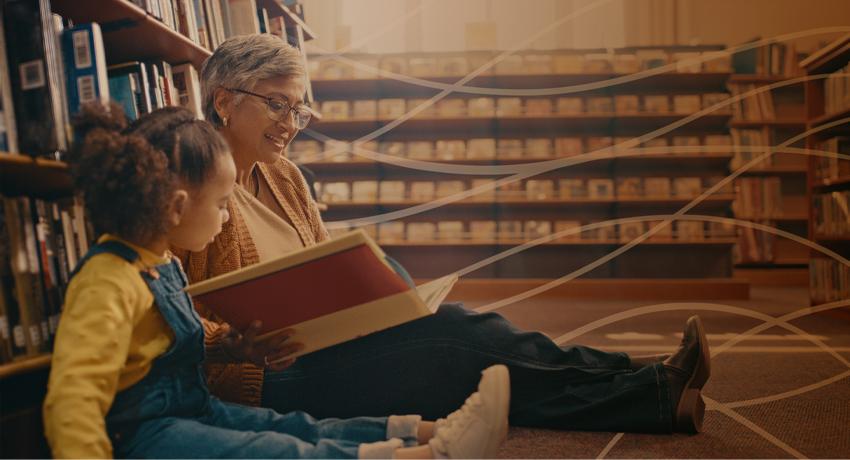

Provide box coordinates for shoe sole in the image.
[675,316,711,434]
[480,364,510,458]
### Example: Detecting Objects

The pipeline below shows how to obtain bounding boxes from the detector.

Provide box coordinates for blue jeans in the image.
[116,397,419,458]
[264,303,672,433]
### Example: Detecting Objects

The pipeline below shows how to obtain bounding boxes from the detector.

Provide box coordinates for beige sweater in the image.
[173,156,329,406]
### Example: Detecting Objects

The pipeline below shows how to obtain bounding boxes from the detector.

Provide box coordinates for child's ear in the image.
[168,189,190,227]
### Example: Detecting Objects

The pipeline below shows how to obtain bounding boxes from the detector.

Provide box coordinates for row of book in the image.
[310,48,736,81]
[0,196,92,364]
[813,137,850,183]
[289,135,735,163]
[318,93,732,121]
[728,83,777,121]
[328,220,737,244]
[824,60,850,117]
[0,0,306,157]
[735,226,776,264]
[315,177,733,204]
[733,177,784,218]
[812,191,850,238]
[731,40,803,77]
[129,0,298,53]
[809,258,850,304]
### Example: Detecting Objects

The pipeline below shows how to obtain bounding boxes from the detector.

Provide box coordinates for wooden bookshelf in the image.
[51,0,212,68]
[802,35,850,306]
[0,355,51,381]
[0,154,72,199]
[304,46,741,290]
[728,119,807,128]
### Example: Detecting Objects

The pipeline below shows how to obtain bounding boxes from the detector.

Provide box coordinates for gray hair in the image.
[201,34,305,126]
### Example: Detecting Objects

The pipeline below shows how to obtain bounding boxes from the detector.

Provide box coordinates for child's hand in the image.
[220,321,303,371]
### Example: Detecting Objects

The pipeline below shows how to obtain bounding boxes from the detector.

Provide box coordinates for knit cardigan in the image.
[173,156,329,407]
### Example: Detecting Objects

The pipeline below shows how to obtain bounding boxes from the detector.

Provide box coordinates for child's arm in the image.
[43,264,148,459]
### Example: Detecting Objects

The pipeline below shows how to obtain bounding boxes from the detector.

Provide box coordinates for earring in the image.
[223,116,229,127]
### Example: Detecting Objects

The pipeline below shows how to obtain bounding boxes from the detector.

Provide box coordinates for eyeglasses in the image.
[226,87,312,129]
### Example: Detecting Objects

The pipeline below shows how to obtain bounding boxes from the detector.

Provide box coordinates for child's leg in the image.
[206,398,421,446]
[119,416,367,459]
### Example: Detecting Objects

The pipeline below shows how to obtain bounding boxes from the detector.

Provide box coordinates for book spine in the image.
[61,23,111,116]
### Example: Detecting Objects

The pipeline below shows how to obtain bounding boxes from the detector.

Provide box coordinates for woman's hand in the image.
[220,321,303,371]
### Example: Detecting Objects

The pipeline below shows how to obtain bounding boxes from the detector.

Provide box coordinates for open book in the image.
[185,230,458,359]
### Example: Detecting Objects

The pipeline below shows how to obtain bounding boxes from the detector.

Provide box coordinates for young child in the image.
[42,103,510,459]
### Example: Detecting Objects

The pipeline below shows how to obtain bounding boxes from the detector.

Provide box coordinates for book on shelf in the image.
[559,179,586,199]
[352,100,377,120]
[813,191,850,238]
[523,54,553,74]
[407,99,437,118]
[587,178,614,199]
[466,138,496,159]
[635,49,668,69]
[4,0,69,158]
[552,54,583,73]
[435,180,465,199]
[172,63,204,119]
[494,55,523,75]
[676,221,705,241]
[0,9,18,153]
[825,62,850,116]
[496,97,522,117]
[406,222,436,242]
[407,140,434,160]
[586,96,613,114]
[525,180,555,200]
[380,56,406,75]
[809,258,850,304]
[614,95,639,114]
[323,140,350,162]
[60,23,109,117]
[525,98,552,116]
[673,95,701,114]
[437,221,464,240]
[619,222,645,242]
[554,220,582,241]
[498,220,523,241]
[379,181,405,202]
[437,99,466,118]
[613,54,639,74]
[525,220,551,239]
[351,181,378,202]
[555,137,583,157]
[469,221,496,240]
[108,62,152,121]
[583,53,612,73]
[378,222,405,242]
[616,177,643,198]
[586,136,612,151]
[672,177,703,198]
[736,225,774,264]
[556,97,583,115]
[702,93,732,113]
[814,137,850,183]
[409,181,435,201]
[730,128,771,168]
[643,95,670,113]
[467,97,495,117]
[728,83,775,120]
[321,100,350,120]
[407,56,437,77]
[435,140,465,161]
[646,220,674,241]
[320,182,350,203]
[672,136,700,148]
[470,179,495,201]
[186,230,459,359]
[497,139,523,159]
[643,177,671,198]
[380,141,405,157]
[525,138,551,158]
[733,177,782,218]
[672,52,702,73]
[732,38,802,76]
[437,56,468,76]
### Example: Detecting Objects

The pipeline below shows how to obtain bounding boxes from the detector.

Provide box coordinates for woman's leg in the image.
[263,303,673,433]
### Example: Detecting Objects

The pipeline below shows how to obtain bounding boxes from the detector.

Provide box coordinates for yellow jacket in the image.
[43,235,172,459]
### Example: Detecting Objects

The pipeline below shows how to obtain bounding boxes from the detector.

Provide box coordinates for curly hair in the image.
[68,103,230,245]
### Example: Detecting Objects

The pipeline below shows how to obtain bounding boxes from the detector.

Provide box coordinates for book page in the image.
[416,273,460,313]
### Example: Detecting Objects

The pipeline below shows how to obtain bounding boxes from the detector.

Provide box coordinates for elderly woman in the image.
[175,34,711,434]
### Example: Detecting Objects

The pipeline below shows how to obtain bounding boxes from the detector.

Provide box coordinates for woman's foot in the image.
[429,365,510,458]
[664,316,711,434]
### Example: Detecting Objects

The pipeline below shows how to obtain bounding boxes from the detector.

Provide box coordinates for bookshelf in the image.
[801,35,850,307]
[727,71,810,282]
[0,0,317,456]
[300,46,749,298]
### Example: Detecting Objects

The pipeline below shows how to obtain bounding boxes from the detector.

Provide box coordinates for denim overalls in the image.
[70,241,419,459]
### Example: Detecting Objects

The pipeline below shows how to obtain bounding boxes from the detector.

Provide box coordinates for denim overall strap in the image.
[69,240,141,278]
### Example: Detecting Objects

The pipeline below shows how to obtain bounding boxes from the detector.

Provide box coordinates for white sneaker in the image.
[429,365,510,459]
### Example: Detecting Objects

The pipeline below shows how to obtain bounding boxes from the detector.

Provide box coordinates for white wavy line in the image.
[470,114,850,313]
[320,76,845,228]
[596,432,624,459]
[305,27,850,96]
[458,215,849,281]
[705,396,808,459]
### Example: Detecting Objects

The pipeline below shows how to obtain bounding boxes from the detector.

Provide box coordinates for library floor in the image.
[462,286,850,459]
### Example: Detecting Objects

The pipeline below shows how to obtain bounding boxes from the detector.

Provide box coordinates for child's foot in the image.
[429,364,510,459]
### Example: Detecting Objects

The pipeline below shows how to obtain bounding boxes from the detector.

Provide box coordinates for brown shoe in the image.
[663,316,711,434]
